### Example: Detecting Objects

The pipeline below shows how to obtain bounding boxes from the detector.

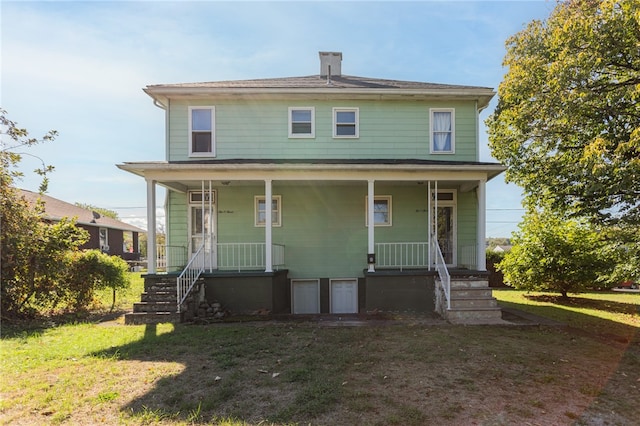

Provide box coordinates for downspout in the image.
[475,100,479,162]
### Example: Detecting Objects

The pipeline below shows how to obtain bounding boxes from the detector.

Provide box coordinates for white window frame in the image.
[99,227,109,252]
[333,107,359,138]
[288,107,315,138]
[365,195,392,227]
[430,108,455,154]
[188,106,216,157]
[255,195,282,227]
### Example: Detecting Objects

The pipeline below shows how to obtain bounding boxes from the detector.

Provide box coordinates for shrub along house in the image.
[120,52,506,324]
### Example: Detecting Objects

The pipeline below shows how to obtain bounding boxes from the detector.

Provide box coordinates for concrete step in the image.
[141,291,176,303]
[133,301,177,313]
[450,279,489,288]
[124,312,181,325]
[450,287,493,298]
[145,282,176,292]
[446,307,504,324]
[449,296,498,310]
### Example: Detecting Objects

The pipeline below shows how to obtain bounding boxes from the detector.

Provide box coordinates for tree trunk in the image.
[110,287,116,312]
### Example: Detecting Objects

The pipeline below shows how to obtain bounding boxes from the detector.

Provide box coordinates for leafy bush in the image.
[486,250,506,264]
[1,213,90,317]
[65,250,130,311]
[498,210,613,298]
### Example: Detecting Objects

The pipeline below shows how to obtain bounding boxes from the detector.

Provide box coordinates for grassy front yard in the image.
[1,278,638,425]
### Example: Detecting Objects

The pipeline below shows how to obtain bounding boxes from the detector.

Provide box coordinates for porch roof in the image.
[117,159,505,193]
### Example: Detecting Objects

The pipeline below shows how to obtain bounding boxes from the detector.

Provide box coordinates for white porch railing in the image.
[157,245,187,273]
[375,242,430,271]
[458,241,478,270]
[217,243,285,272]
[431,236,451,311]
[176,243,205,312]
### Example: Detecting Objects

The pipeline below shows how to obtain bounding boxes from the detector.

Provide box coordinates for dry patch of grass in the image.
[1,290,639,425]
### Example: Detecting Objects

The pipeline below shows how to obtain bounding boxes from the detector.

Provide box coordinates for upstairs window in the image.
[189,106,215,156]
[430,108,455,154]
[289,107,315,138]
[255,195,282,227]
[333,108,359,138]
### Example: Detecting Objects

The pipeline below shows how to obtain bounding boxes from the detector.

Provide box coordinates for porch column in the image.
[477,179,487,271]
[264,179,273,273]
[146,178,157,274]
[367,179,375,273]
[427,181,431,269]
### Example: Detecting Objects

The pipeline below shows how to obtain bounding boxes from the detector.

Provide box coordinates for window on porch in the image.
[255,195,282,227]
[366,195,392,226]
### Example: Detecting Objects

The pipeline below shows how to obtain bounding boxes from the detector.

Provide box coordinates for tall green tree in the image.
[487,0,639,281]
[487,0,639,227]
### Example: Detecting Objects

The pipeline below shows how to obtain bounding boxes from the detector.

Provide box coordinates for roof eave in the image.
[143,86,495,108]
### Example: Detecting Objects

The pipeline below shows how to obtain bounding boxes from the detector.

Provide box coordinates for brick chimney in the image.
[319,51,342,77]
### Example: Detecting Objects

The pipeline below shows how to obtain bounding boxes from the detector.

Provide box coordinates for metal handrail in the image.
[431,236,451,310]
[176,243,205,312]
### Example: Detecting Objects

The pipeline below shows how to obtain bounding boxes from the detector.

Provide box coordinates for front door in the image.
[436,206,455,265]
[189,191,217,269]
[330,279,358,313]
[432,190,457,266]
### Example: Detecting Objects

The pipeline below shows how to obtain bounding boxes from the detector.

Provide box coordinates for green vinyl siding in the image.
[166,183,478,278]
[167,100,478,162]
[167,191,189,250]
[457,190,479,268]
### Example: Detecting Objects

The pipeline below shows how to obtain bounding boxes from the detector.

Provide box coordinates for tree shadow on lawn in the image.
[501,297,640,424]
[90,305,640,425]
[91,321,349,424]
[1,309,128,339]
[524,293,640,316]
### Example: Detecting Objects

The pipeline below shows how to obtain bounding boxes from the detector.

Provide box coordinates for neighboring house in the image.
[119,52,506,324]
[19,189,144,261]
[493,245,513,253]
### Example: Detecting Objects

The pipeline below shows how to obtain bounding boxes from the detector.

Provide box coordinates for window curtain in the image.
[433,111,451,151]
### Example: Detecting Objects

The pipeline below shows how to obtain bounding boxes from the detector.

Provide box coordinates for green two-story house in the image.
[119,52,505,323]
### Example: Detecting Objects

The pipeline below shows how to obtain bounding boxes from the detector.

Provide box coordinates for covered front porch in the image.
[118,160,504,318]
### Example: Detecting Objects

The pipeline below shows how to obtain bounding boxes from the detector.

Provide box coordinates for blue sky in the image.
[1,0,554,236]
